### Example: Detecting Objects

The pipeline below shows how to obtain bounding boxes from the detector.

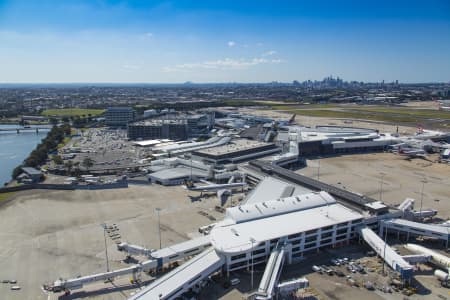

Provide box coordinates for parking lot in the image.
[63,128,149,171]
[199,243,450,300]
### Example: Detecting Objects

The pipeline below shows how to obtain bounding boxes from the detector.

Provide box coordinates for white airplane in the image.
[388,143,408,152]
[398,148,427,159]
[437,100,450,111]
[184,176,246,197]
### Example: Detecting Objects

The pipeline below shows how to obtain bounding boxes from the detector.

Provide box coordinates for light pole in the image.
[317,159,321,180]
[155,208,162,249]
[250,237,256,290]
[100,223,110,272]
[379,172,385,202]
[420,179,427,219]
[381,225,388,275]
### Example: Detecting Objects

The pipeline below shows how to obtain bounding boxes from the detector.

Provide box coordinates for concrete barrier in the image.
[0,181,128,193]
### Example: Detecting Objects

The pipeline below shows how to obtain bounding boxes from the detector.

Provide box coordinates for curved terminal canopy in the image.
[225,191,336,224]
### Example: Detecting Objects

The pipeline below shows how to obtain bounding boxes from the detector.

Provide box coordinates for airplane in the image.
[183,176,247,198]
[388,143,408,152]
[437,100,450,111]
[276,114,297,128]
[397,148,428,159]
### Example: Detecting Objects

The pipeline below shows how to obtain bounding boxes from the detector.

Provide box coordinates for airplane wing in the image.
[199,179,213,185]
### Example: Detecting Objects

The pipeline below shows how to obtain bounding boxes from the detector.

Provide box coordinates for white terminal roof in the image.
[194,139,272,156]
[244,177,311,205]
[133,139,171,147]
[227,191,336,224]
[149,167,207,180]
[211,202,363,255]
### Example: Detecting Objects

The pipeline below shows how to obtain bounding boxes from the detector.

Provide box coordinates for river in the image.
[0,125,51,186]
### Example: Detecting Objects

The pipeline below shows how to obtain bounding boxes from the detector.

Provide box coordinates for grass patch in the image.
[349,107,450,119]
[41,108,105,117]
[269,104,336,110]
[57,136,72,149]
[287,109,431,124]
[0,192,16,203]
[269,104,450,125]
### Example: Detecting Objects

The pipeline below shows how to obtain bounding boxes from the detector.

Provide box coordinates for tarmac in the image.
[297,152,450,219]
[0,184,225,300]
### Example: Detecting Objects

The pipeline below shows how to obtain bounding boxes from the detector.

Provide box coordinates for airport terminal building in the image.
[210,191,364,274]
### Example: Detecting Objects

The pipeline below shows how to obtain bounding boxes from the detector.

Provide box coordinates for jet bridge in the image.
[256,245,286,300]
[358,227,413,280]
[128,247,225,300]
[381,218,450,244]
[44,236,211,293]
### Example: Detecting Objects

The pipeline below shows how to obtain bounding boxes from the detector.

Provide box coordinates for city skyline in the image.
[1,0,450,83]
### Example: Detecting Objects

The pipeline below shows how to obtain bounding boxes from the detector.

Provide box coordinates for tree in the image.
[81,157,95,171]
[64,161,74,175]
[52,155,63,165]
[12,166,23,179]
[49,117,58,126]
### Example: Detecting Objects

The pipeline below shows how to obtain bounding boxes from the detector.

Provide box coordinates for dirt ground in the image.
[298,152,450,219]
[0,184,225,300]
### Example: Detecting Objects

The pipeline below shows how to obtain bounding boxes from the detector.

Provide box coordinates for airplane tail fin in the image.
[288,114,296,124]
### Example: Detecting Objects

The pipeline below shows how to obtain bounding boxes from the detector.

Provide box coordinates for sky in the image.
[0,0,449,83]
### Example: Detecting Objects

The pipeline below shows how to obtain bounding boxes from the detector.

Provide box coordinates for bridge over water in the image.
[0,127,51,133]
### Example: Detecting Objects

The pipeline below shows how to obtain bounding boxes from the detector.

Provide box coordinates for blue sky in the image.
[0,0,449,83]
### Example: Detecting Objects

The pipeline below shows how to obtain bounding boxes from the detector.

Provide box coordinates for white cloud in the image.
[163,56,284,72]
[138,32,153,40]
[262,50,277,56]
[227,41,236,47]
[123,64,141,71]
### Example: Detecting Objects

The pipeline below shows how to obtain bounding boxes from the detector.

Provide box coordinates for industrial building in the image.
[105,107,136,127]
[192,139,280,164]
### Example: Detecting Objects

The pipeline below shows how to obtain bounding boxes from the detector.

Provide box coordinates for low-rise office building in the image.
[127,112,214,140]
[105,107,136,127]
[128,119,188,140]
